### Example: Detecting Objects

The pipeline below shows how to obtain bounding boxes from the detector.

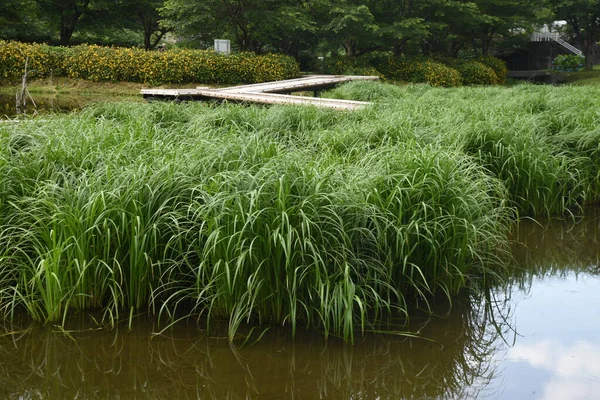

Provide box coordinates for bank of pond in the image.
[0,81,599,343]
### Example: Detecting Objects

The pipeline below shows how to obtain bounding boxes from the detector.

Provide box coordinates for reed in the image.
[1,81,598,341]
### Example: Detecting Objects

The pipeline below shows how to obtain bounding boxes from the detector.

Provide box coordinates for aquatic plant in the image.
[1,82,599,341]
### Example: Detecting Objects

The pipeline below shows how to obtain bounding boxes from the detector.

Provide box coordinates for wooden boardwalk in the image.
[141,75,378,110]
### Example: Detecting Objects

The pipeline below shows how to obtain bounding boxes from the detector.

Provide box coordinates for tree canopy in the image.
[2,0,599,68]
[159,0,547,57]
[549,0,600,70]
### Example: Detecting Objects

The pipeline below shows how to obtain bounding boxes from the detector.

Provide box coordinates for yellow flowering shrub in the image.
[450,60,499,85]
[476,56,507,84]
[0,41,300,84]
[373,56,462,87]
[420,61,463,87]
[65,46,299,84]
[374,57,420,81]
[0,40,66,81]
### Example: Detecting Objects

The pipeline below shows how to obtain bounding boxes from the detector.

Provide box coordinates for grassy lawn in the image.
[558,65,600,85]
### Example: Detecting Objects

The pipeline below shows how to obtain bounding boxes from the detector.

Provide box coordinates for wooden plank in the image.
[213,75,334,92]
[218,75,378,93]
[141,88,204,96]
[195,90,370,110]
[140,75,379,109]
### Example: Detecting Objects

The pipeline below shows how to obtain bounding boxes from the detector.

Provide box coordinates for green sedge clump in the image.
[1,81,599,343]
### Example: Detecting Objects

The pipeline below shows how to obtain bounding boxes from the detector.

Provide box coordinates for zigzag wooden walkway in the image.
[141,75,378,110]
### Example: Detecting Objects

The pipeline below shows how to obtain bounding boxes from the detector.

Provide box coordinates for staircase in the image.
[530,31,583,56]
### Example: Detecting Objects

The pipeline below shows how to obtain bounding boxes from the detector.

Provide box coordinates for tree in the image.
[257,2,317,57]
[368,0,429,56]
[550,0,600,70]
[161,0,315,54]
[37,0,94,45]
[162,0,266,51]
[320,1,379,57]
[0,1,48,41]
[465,0,545,56]
[416,1,481,56]
[160,0,223,48]
[309,0,431,57]
[125,0,171,50]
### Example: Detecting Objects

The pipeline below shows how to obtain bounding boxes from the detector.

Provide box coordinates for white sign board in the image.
[214,39,230,54]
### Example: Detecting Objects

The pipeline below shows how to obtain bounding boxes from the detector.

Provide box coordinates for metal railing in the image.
[530,32,583,56]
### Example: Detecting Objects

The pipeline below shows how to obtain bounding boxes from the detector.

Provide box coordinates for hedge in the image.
[552,54,585,72]
[0,41,300,85]
[322,56,382,77]
[444,59,499,85]
[476,56,508,84]
[368,55,507,87]
[0,41,66,80]
[419,61,463,87]
[372,56,462,87]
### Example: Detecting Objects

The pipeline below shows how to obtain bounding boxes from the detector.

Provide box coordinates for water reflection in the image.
[510,209,600,279]
[0,293,507,399]
[497,207,600,400]
[0,94,141,118]
[508,340,600,400]
[0,209,599,399]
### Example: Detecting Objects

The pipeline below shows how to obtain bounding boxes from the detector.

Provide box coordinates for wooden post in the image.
[15,57,37,116]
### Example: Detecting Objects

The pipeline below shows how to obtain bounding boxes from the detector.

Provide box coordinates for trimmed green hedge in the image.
[419,61,463,87]
[322,56,382,77]
[1,40,506,88]
[0,41,300,84]
[373,56,462,87]
[358,54,507,87]
[444,59,499,85]
[477,56,508,84]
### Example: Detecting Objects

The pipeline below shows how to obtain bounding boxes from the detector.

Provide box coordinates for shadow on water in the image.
[0,209,599,399]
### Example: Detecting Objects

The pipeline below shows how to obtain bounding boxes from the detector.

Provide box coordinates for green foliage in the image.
[373,56,462,87]
[550,0,600,70]
[322,56,382,77]
[420,61,463,87]
[372,57,422,81]
[324,80,407,101]
[325,82,600,215]
[1,0,550,64]
[0,94,511,340]
[446,60,499,85]
[0,41,300,84]
[0,41,66,81]
[476,56,508,83]
[3,82,600,341]
[552,54,585,72]
[65,46,299,84]
[0,0,48,42]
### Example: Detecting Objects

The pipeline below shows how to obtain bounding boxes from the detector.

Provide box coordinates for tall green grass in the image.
[328,82,600,214]
[1,81,599,341]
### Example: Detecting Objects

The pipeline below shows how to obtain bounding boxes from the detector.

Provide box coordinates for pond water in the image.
[0,93,141,118]
[1,211,598,399]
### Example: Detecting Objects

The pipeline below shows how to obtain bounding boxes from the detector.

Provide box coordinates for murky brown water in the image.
[0,93,141,118]
[1,210,599,399]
